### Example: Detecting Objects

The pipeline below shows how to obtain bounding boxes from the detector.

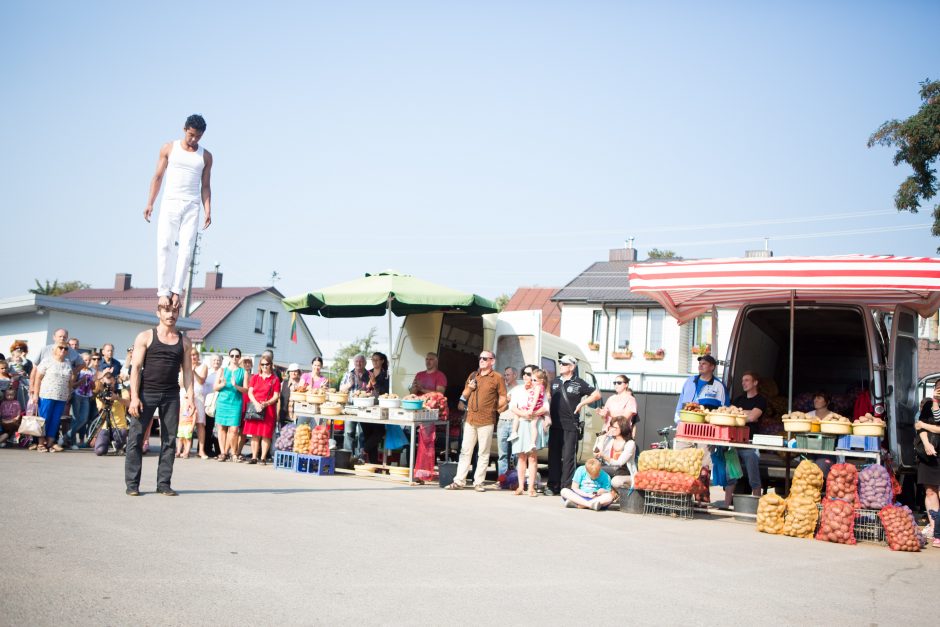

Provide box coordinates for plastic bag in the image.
[293,424,311,453]
[414,423,436,481]
[633,470,706,496]
[815,498,857,545]
[878,504,921,552]
[710,449,727,486]
[790,459,824,504]
[275,423,296,451]
[858,464,893,510]
[638,448,704,477]
[725,448,743,481]
[308,425,330,456]
[825,463,858,505]
[17,414,45,437]
[783,494,819,538]
[384,425,408,450]
[756,492,786,535]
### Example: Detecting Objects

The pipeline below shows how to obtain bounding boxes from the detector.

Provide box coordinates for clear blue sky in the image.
[3,1,939,351]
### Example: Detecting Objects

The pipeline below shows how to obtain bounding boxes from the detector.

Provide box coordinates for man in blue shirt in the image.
[674,354,727,423]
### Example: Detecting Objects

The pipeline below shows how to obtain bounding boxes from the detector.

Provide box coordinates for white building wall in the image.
[0,313,48,363]
[200,292,319,367]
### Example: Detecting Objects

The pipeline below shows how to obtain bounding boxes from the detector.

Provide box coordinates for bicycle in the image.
[650,425,676,450]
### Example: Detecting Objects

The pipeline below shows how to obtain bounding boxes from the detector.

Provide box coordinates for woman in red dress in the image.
[244,357,279,464]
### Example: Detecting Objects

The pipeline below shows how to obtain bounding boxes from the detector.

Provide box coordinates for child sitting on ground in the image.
[0,387,23,446]
[509,369,549,443]
[561,458,613,511]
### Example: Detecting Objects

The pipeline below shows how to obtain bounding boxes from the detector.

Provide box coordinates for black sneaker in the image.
[157,487,178,496]
[125,488,141,496]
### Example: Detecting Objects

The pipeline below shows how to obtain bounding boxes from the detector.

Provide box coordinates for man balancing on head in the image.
[143,114,213,311]
[125,302,195,496]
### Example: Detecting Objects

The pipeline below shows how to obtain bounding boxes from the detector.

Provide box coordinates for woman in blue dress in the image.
[213,348,247,461]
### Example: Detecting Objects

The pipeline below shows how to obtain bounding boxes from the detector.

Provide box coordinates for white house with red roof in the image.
[61,272,320,368]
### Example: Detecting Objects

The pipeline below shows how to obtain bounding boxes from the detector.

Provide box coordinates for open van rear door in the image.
[888,306,919,467]
[492,310,543,375]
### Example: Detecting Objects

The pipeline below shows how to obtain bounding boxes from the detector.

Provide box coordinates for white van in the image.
[723,303,918,478]
[392,310,601,463]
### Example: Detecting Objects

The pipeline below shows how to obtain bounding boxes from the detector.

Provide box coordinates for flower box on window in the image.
[587,342,600,351]
[644,349,665,361]
[691,343,711,356]
[612,350,633,359]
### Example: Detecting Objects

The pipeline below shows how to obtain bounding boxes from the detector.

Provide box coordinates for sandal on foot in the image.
[444,483,463,490]
[216,454,229,462]
[37,445,48,453]
[514,487,523,495]
[528,489,538,498]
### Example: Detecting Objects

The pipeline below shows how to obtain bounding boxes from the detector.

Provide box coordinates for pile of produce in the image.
[825,463,858,505]
[308,425,331,456]
[703,405,747,416]
[756,492,786,535]
[782,460,824,538]
[781,411,811,421]
[420,392,448,420]
[790,459,824,504]
[878,505,922,552]
[380,393,400,399]
[637,448,705,478]
[682,402,706,412]
[858,464,893,509]
[854,413,885,425]
[351,390,372,399]
[293,424,311,454]
[275,423,296,452]
[815,498,857,545]
[632,470,706,496]
[820,413,850,424]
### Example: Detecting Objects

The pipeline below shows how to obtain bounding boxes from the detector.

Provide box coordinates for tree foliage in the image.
[647,248,678,260]
[330,327,377,385]
[868,79,940,247]
[29,279,91,296]
[494,293,510,312]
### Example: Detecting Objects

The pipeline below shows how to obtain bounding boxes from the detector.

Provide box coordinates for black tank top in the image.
[140,328,183,394]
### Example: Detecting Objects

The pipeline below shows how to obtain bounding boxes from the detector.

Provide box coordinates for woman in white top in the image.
[201,354,223,458]
[594,416,636,489]
[190,350,209,458]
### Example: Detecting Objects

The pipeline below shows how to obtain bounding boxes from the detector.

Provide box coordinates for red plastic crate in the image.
[677,421,749,443]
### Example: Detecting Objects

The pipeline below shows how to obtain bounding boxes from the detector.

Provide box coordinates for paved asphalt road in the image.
[1,443,936,626]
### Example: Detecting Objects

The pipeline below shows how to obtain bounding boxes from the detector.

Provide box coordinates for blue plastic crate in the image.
[274,450,298,471]
[836,435,880,452]
[295,453,335,476]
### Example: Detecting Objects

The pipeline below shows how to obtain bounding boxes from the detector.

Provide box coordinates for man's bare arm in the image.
[128,330,149,417]
[201,150,213,229]
[181,337,195,417]
[143,143,171,222]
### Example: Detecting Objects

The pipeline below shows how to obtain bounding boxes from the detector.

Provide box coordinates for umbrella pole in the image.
[788,290,795,415]
[387,295,393,394]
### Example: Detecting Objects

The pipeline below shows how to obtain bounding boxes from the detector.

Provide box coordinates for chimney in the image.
[609,238,638,262]
[205,271,223,290]
[114,273,132,291]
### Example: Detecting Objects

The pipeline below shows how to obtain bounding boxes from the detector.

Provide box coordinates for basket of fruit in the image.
[679,403,706,424]
[320,402,343,416]
[819,414,852,435]
[852,413,885,437]
[782,411,813,433]
[379,393,401,408]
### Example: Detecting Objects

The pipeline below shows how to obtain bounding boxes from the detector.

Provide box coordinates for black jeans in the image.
[361,423,385,464]
[203,414,220,457]
[125,391,180,490]
[548,427,579,491]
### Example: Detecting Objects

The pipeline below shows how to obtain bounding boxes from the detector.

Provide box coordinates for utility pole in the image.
[183,231,201,318]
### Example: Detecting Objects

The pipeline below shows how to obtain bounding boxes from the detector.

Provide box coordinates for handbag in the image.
[18,414,46,437]
[204,391,218,418]
[244,404,264,421]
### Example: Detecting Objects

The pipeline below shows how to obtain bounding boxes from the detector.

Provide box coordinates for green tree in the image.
[494,293,510,312]
[29,279,91,296]
[868,79,940,247]
[330,327,377,386]
[647,248,678,260]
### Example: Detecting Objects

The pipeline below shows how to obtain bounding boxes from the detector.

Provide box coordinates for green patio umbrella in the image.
[282,270,498,384]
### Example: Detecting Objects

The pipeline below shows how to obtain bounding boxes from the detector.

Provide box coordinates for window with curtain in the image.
[647,309,664,350]
[616,309,633,349]
[255,308,265,333]
[267,311,277,347]
[693,315,713,347]
[591,310,602,343]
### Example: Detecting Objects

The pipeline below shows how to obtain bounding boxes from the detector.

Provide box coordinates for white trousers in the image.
[453,422,494,487]
[156,198,200,297]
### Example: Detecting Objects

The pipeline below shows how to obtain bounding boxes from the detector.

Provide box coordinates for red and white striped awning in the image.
[628,255,940,324]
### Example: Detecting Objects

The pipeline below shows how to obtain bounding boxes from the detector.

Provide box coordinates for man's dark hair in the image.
[185,114,207,132]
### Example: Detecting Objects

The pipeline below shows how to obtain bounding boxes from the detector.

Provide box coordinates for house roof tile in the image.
[551,261,656,304]
[503,287,562,335]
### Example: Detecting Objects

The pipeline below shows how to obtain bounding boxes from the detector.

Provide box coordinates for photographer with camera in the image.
[93,370,129,455]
